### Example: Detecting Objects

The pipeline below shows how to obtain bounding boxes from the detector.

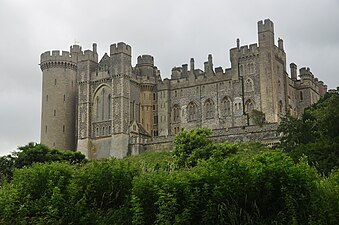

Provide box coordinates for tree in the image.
[13,142,86,168]
[172,128,237,168]
[0,155,14,183]
[277,93,339,175]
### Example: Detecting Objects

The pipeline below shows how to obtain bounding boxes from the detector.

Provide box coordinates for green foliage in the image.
[277,93,339,174]
[172,128,237,168]
[0,155,14,183]
[14,142,87,168]
[131,151,338,224]
[0,142,86,186]
[250,109,265,127]
[1,132,338,224]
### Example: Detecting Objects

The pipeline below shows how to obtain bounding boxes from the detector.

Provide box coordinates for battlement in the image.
[110,42,131,56]
[299,67,314,80]
[78,49,98,62]
[137,55,154,66]
[239,44,259,55]
[258,19,274,33]
[40,50,77,64]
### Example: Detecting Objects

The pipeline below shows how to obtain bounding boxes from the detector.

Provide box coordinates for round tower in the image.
[40,49,78,150]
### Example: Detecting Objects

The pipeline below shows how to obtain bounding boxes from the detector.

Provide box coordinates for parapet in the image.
[258,19,274,33]
[137,55,154,66]
[40,50,77,64]
[299,67,313,78]
[110,42,131,56]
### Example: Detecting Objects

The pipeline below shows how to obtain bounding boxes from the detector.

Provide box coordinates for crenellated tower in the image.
[40,49,78,150]
[110,42,132,158]
[137,55,157,136]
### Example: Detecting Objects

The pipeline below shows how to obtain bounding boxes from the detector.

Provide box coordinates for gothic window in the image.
[245,78,254,92]
[279,100,283,114]
[245,100,254,113]
[204,99,215,119]
[250,63,255,73]
[108,94,112,119]
[101,89,105,120]
[187,102,197,121]
[96,96,99,121]
[172,105,180,122]
[222,97,232,116]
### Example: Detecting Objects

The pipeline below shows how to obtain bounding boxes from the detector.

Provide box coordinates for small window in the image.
[46,95,48,102]
[45,125,48,133]
[54,79,57,85]
[153,105,156,111]
[63,125,65,133]
[63,95,66,102]
[300,91,303,101]
[54,110,56,116]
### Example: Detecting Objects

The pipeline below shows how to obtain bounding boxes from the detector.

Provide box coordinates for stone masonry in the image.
[40,19,327,159]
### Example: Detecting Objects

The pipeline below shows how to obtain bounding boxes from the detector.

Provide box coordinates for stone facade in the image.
[40,19,327,159]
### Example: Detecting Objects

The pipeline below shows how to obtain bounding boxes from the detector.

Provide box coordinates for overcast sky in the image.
[0,0,338,156]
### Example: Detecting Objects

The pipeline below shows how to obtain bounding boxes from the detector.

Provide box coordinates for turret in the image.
[137,55,155,78]
[40,49,78,151]
[204,54,214,74]
[190,58,195,72]
[278,38,284,51]
[290,63,297,81]
[299,67,314,81]
[258,19,274,47]
[110,42,132,77]
[109,42,132,158]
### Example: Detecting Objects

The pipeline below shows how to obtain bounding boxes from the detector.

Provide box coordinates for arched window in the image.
[245,99,254,113]
[279,100,283,114]
[101,89,105,120]
[245,78,253,92]
[172,105,180,122]
[187,102,197,121]
[108,94,112,119]
[222,97,232,116]
[239,65,244,75]
[96,96,99,121]
[204,99,214,119]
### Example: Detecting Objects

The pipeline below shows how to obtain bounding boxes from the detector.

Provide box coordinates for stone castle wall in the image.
[40,19,327,159]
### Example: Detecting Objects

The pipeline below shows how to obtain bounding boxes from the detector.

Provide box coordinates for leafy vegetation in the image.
[0,93,338,224]
[277,92,339,175]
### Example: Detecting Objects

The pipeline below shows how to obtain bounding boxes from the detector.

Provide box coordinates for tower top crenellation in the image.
[258,18,274,33]
[137,55,154,66]
[40,50,77,64]
[110,42,131,56]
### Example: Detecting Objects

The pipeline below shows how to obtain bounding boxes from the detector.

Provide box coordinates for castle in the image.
[39,19,327,159]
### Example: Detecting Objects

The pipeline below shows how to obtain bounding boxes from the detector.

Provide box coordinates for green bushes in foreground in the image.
[0,150,338,225]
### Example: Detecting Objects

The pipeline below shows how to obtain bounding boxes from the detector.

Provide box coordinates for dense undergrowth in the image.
[0,139,338,225]
[0,93,338,224]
